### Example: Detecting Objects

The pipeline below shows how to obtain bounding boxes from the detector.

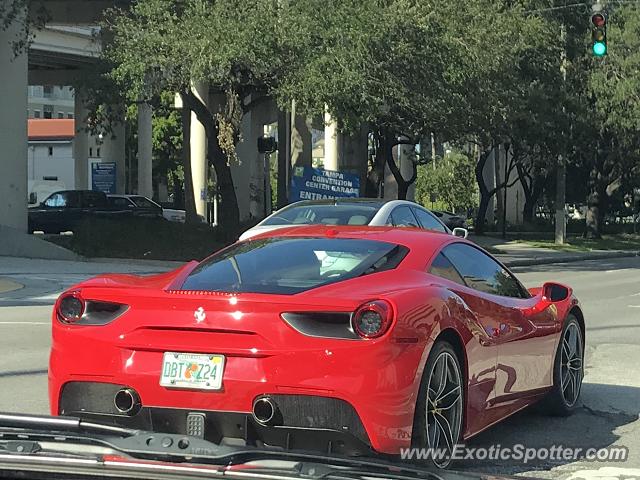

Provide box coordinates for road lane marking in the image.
[0,322,49,325]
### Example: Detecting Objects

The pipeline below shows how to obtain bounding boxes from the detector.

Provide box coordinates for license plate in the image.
[160,352,225,390]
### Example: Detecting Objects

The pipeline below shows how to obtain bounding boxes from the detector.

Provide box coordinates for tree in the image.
[276,0,470,199]
[415,152,478,213]
[457,3,567,234]
[578,5,640,237]
[152,92,183,196]
[104,0,296,234]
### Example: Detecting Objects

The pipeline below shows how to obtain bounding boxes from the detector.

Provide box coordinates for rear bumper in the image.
[59,381,373,456]
[49,327,425,454]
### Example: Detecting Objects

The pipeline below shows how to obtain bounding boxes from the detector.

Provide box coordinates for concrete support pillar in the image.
[323,108,339,171]
[398,143,416,201]
[338,126,369,194]
[190,82,208,217]
[137,101,153,198]
[277,109,291,208]
[101,117,126,194]
[0,19,28,231]
[73,93,89,189]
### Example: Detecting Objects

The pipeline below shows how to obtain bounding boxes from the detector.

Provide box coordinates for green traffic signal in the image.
[593,41,607,56]
[591,12,607,57]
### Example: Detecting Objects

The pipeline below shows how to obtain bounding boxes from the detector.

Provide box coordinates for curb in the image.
[500,250,640,267]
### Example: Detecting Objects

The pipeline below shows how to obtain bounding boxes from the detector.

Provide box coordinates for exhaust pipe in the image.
[114,388,141,415]
[252,397,278,425]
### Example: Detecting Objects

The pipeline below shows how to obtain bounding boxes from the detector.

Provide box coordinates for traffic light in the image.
[591,12,607,56]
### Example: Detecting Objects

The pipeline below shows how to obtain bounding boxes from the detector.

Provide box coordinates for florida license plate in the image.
[160,352,225,390]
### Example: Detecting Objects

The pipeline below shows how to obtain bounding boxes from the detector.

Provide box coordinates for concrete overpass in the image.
[1,0,397,239]
[1,0,150,234]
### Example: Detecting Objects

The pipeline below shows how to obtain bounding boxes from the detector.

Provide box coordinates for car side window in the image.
[83,192,105,208]
[132,196,158,209]
[65,192,81,208]
[44,193,65,207]
[442,243,527,298]
[109,197,131,208]
[429,252,465,285]
[413,208,447,233]
[390,206,420,227]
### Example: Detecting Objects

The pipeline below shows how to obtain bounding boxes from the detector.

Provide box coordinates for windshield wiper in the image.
[0,413,443,480]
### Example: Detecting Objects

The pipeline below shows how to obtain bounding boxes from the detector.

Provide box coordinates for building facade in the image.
[27,85,75,120]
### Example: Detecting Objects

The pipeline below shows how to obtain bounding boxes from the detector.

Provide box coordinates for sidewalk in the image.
[0,256,181,306]
[0,256,183,276]
[470,235,640,267]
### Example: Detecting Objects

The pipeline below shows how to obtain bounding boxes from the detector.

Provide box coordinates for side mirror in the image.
[542,282,570,302]
[523,282,571,316]
[452,227,468,238]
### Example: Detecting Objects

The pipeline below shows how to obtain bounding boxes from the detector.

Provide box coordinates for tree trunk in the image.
[523,198,536,224]
[208,135,240,238]
[365,130,389,198]
[476,193,492,235]
[180,105,198,225]
[180,89,240,235]
[474,148,492,235]
[384,133,417,200]
[584,165,604,239]
[521,172,546,225]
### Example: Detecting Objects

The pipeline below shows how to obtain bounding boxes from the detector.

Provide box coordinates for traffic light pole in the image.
[555,24,568,245]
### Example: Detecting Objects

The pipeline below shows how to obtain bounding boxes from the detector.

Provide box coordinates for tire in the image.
[539,314,584,416]
[412,340,464,469]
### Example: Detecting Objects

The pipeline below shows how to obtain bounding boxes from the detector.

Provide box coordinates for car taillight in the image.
[351,300,393,339]
[57,294,84,324]
[56,292,128,326]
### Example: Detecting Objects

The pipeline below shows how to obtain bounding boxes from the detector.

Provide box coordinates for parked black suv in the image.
[28,190,129,234]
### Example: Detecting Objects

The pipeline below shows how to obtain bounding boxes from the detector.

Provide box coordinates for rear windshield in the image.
[261,205,379,226]
[181,237,407,295]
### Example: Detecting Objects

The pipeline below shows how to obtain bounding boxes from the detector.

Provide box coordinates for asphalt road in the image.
[0,256,639,479]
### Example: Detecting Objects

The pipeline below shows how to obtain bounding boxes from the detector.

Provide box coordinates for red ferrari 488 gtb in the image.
[49,226,585,468]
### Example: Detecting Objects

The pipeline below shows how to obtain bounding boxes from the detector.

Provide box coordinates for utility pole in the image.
[502,143,510,239]
[555,23,568,245]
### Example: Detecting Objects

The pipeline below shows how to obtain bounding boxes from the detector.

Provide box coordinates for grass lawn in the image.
[516,234,640,252]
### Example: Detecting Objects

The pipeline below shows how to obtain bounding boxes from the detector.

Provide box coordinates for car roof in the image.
[286,198,387,208]
[282,199,429,208]
[51,190,101,195]
[247,224,457,250]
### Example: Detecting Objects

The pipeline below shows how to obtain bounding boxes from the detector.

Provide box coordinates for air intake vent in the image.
[281,312,358,339]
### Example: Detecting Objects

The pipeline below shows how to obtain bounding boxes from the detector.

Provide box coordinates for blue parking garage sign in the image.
[91,162,116,194]
[290,166,360,202]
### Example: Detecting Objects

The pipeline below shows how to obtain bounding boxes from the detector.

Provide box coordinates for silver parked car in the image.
[239,199,468,241]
